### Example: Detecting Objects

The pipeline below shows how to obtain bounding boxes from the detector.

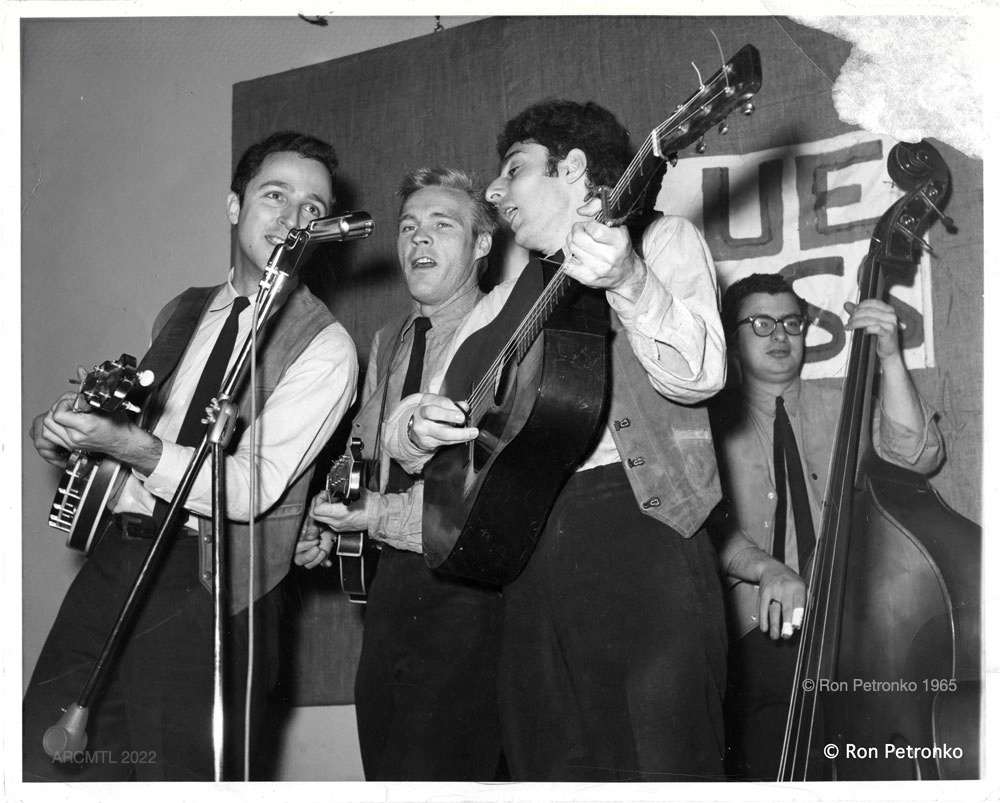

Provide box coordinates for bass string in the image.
[784,254,884,774]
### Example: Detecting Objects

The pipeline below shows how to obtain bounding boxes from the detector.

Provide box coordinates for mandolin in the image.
[323,437,380,602]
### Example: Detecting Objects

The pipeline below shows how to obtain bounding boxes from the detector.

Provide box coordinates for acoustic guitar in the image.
[423,45,763,584]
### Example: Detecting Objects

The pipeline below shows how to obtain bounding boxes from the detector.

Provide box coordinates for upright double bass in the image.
[779,140,981,781]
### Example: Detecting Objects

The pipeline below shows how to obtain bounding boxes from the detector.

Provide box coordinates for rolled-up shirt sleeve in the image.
[381,392,435,474]
[607,215,726,403]
[873,396,944,475]
[366,484,424,553]
[142,323,358,520]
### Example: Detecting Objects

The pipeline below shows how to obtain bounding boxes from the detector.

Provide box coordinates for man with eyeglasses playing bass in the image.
[707,272,943,780]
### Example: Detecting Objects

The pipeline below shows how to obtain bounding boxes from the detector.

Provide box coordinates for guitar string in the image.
[465,103,710,418]
[465,81,735,417]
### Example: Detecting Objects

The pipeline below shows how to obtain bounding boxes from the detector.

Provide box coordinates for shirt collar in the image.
[744,375,803,418]
[406,283,483,333]
[209,271,249,312]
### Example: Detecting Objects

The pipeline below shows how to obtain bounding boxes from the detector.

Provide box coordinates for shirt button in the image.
[767,491,777,500]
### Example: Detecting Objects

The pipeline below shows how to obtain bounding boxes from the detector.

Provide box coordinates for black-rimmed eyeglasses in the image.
[735,314,806,337]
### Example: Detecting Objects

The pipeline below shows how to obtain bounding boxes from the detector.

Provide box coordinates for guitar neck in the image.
[465,144,656,425]
[597,137,667,226]
[464,45,762,426]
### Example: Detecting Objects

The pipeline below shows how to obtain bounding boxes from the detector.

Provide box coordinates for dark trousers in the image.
[23,521,283,782]
[723,627,799,781]
[353,546,503,780]
[498,462,728,782]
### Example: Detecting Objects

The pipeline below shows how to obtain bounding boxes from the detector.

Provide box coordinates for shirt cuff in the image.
[382,393,435,473]
[367,488,423,553]
[877,397,935,466]
[606,256,668,333]
[140,439,192,502]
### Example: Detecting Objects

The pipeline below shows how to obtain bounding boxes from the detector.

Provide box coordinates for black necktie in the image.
[153,295,249,523]
[400,316,432,399]
[771,395,816,569]
[385,316,432,493]
[174,296,250,446]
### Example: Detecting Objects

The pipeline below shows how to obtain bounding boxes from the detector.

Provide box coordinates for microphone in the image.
[262,211,374,292]
[301,211,374,243]
[43,703,89,760]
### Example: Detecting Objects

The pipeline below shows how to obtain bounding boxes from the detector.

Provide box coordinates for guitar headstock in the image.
[652,44,762,160]
[326,436,365,504]
[597,45,762,227]
[78,354,153,414]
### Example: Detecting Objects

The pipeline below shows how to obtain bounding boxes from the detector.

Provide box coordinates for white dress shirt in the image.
[115,280,357,523]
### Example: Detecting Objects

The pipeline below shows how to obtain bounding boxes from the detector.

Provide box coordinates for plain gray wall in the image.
[19,15,482,781]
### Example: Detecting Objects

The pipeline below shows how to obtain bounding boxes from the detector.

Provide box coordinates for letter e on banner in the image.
[654,131,934,379]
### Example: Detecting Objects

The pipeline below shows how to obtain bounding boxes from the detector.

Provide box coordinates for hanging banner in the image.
[655,131,935,380]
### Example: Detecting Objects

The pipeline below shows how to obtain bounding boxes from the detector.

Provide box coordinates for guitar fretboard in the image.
[464,45,760,425]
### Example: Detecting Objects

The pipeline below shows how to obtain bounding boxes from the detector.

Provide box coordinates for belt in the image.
[111,512,199,539]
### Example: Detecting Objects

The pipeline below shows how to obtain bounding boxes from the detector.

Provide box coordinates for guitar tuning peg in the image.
[696,138,707,154]
[123,401,141,415]
[741,101,756,116]
[718,121,729,135]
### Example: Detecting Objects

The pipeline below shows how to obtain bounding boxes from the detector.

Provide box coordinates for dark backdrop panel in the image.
[233,17,508,368]
[233,15,983,706]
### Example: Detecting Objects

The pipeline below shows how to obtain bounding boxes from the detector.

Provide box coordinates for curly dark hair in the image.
[721,273,809,336]
[231,131,338,205]
[497,100,633,190]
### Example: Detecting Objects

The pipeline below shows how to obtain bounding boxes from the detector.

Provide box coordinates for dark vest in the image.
[604,217,721,536]
[149,282,337,613]
[605,317,721,536]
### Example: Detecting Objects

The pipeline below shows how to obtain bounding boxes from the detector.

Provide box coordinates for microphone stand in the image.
[43,212,374,780]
